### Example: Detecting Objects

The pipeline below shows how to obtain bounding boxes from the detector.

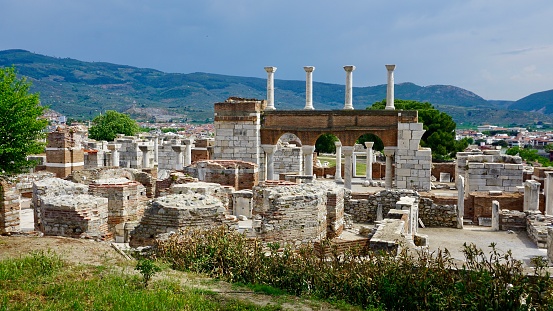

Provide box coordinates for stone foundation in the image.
[183,160,258,190]
[0,178,20,233]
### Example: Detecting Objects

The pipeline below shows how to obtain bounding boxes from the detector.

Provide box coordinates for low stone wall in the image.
[431,162,456,182]
[41,194,109,238]
[130,193,225,247]
[171,182,234,212]
[314,237,370,257]
[0,178,20,233]
[499,209,527,231]
[527,211,552,248]
[466,191,524,223]
[183,160,258,190]
[344,189,458,228]
[68,167,156,198]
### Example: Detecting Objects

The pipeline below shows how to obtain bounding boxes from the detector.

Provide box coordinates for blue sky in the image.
[1,0,552,100]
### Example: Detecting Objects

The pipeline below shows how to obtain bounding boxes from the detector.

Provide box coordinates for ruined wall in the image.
[344,189,458,228]
[273,145,302,176]
[0,178,20,233]
[251,182,332,244]
[171,182,234,212]
[68,167,156,198]
[45,127,85,178]
[41,194,109,238]
[527,211,551,248]
[114,135,154,169]
[130,193,225,247]
[326,188,345,238]
[394,122,432,191]
[463,151,523,193]
[431,162,456,182]
[183,160,258,190]
[499,209,526,231]
[465,191,524,223]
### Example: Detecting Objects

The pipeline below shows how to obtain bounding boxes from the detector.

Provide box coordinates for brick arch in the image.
[260,110,418,147]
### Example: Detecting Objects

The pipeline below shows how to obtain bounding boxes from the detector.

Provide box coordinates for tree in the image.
[88,110,140,141]
[315,133,338,154]
[367,99,467,160]
[356,133,384,151]
[0,67,48,175]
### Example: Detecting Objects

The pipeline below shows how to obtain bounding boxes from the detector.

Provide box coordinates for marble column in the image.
[545,171,553,216]
[172,145,185,170]
[183,139,193,166]
[302,145,316,176]
[524,180,541,212]
[264,66,277,110]
[335,141,343,182]
[364,141,374,181]
[385,65,396,110]
[491,200,500,231]
[107,143,121,167]
[153,136,159,164]
[383,147,396,189]
[138,145,151,169]
[262,144,277,180]
[343,65,355,110]
[456,175,465,229]
[304,66,315,110]
[342,146,354,189]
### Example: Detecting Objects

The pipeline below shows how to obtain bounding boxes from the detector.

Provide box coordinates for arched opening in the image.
[272,133,303,178]
[353,133,386,179]
[313,133,342,179]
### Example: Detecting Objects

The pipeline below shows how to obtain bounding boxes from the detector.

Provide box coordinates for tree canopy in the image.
[88,110,140,141]
[367,99,469,160]
[315,133,338,154]
[0,67,48,175]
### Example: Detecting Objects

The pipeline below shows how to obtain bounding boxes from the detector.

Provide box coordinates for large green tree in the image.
[88,110,140,141]
[0,67,48,175]
[368,99,469,160]
[315,133,338,154]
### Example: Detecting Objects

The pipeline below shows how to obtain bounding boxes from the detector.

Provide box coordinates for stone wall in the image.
[41,194,109,238]
[344,189,458,228]
[130,193,225,247]
[465,191,524,223]
[462,151,523,193]
[0,178,20,233]
[68,167,156,198]
[395,122,432,191]
[499,209,526,231]
[273,145,302,176]
[326,188,345,238]
[183,160,258,190]
[45,127,86,178]
[431,162,456,182]
[171,182,234,212]
[114,134,155,169]
[527,211,552,248]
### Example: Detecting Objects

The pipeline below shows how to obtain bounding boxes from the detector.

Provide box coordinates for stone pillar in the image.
[335,141,343,182]
[385,64,396,110]
[302,145,316,177]
[343,65,355,110]
[304,66,315,110]
[457,175,465,229]
[491,200,500,231]
[107,143,121,167]
[183,139,193,166]
[376,204,383,221]
[262,144,277,180]
[139,145,151,169]
[546,171,553,216]
[364,141,374,181]
[172,145,185,170]
[342,146,354,189]
[383,147,396,189]
[264,66,277,110]
[524,180,541,212]
[154,136,159,164]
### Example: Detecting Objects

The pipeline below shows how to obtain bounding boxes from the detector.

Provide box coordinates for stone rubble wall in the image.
[463,151,523,193]
[130,193,225,247]
[0,178,20,233]
[344,189,458,228]
[183,160,258,190]
[466,192,524,223]
[157,138,183,171]
[273,146,302,176]
[527,211,552,248]
[499,209,527,231]
[171,181,234,212]
[114,135,154,169]
[41,194,109,238]
[251,181,333,245]
[32,178,89,232]
[67,167,156,198]
[326,188,345,238]
[395,122,432,191]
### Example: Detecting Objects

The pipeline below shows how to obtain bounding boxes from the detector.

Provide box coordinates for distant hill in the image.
[1,49,552,126]
[509,90,553,114]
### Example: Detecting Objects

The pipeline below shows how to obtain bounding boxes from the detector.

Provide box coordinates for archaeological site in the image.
[3,64,553,267]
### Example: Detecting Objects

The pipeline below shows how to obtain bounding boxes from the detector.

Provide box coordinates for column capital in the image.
[107,143,121,151]
[304,66,315,73]
[342,146,354,155]
[261,144,277,154]
[383,146,396,157]
[182,139,194,146]
[139,145,153,152]
[343,65,356,72]
[334,141,342,147]
[301,145,316,153]
[264,66,277,73]
[385,64,396,71]
[171,145,186,152]
[364,141,374,149]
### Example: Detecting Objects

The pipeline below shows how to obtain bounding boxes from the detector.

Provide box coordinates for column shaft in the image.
[343,66,355,110]
[343,146,354,189]
[335,142,343,182]
[302,145,316,176]
[265,67,277,110]
[383,147,395,189]
[385,64,396,110]
[364,141,374,181]
[304,66,315,110]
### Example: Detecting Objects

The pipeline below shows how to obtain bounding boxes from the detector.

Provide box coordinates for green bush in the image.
[155,227,553,310]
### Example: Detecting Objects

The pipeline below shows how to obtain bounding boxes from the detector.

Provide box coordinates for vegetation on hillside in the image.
[88,110,140,141]
[506,146,553,167]
[367,99,470,160]
[0,67,48,175]
[155,227,553,310]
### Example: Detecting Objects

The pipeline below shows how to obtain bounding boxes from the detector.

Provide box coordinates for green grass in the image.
[317,155,367,176]
[0,251,283,311]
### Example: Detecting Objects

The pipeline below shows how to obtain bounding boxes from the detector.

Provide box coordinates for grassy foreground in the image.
[0,250,283,311]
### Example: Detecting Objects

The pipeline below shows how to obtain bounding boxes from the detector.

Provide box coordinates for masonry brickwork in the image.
[183,160,258,190]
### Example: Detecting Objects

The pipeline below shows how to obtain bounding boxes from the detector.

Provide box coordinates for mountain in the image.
[0,49,551,126]
[509,90,553,114]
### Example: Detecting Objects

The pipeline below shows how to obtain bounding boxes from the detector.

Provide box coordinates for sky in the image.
[1,0,552,101]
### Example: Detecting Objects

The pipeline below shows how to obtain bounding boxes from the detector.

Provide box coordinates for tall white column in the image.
[262,145,277,180]
[491,200,500,231]
[343,65,355,110]
[383,147,395,189]
[183,139,193,166]
[335,141,343,182]
[172,145,185,170]
[139,145,151,169]
[524,180,541,212]
[304,66,315,110]
[385,65,396,110]
[302,145,316,176]
[457,175,465,229]
[153,136,159,164]
[264,66,277,110]
[545,172,553,216]
[364,141,374,181]
[343,146,354,189]
[107,143,121,167]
